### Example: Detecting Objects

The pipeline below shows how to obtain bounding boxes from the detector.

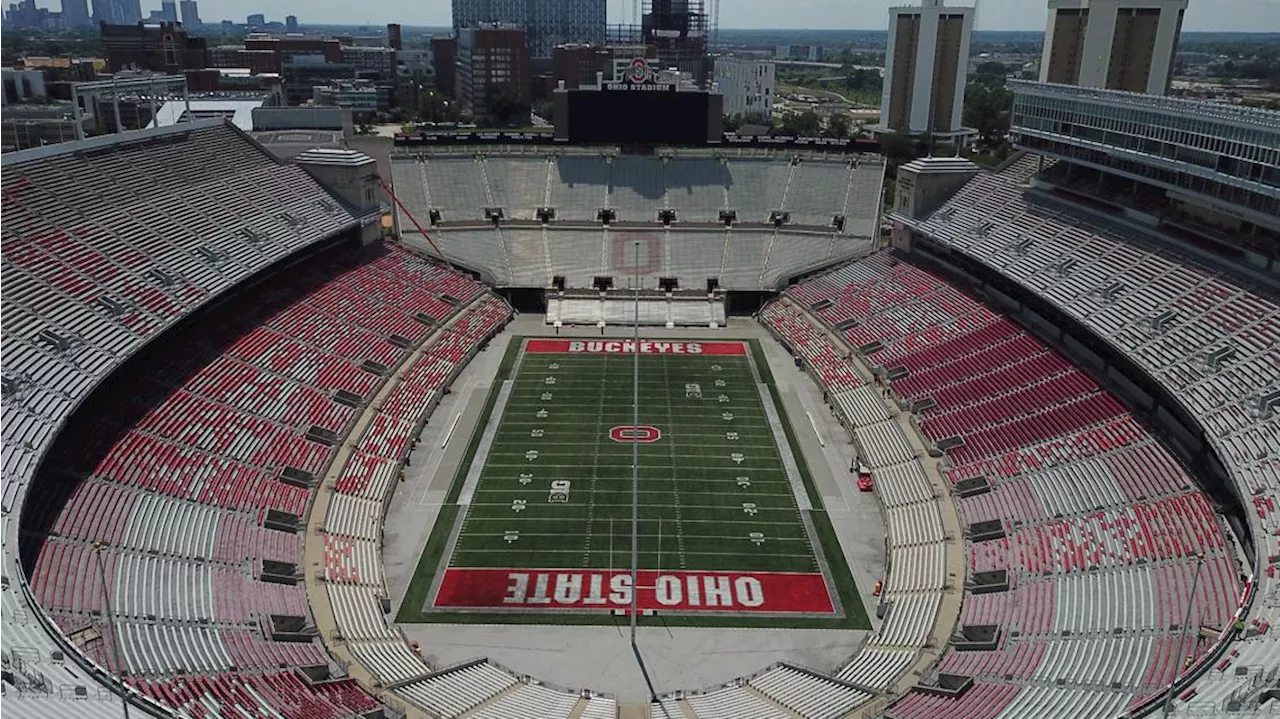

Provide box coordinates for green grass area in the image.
[396,338,869,629]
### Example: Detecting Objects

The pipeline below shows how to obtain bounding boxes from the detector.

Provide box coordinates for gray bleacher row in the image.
[391,154,883,233]
[657,664,874,719]
[894,172,1277,715]
[317,333,618,718]
[1,120,360,711]
[763,268,1243,716]
[744,302,953,711]
[403,225,872,290]
[547,296,725,327]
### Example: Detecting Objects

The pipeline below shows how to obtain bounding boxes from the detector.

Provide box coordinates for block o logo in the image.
[609,425,662,443]
[628,57,650,84]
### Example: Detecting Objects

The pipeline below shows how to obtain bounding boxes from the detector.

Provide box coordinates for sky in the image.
[31,0,1280,32]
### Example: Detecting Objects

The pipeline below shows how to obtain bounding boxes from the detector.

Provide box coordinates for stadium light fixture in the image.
[93,542,131,718]
[630,239,641,646]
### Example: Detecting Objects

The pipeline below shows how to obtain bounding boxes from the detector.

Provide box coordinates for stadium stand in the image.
[761,247,1247,717]
[0,120,380,716]
[547,291,725,328]
[20,239,503,716]
[390,148,881,290]
[892,168,1277,716]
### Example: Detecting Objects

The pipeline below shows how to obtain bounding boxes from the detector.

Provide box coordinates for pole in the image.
[629,239,641,645]
[1162,552,1205,718]
[93,543,131,719]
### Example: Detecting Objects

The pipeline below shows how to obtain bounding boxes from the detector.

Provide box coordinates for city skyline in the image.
[9,0,1280,32]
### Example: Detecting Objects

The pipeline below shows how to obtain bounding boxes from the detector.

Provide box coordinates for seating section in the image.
[757,301,946,707]
[394,150,882,229]
[132,671,378,719]
[2,122,359,518]
[658,664,878,718]
[769,251,1243,718]
[321,294,513,704]
[548,295,724,328]
[22,242,497,716]
[896,170,1277,714]
[391,150,879,290]
[398,668,599,719]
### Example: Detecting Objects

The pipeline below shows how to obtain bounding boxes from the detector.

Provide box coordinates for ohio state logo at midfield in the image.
[433,568,836,614]
[609,425,661,443]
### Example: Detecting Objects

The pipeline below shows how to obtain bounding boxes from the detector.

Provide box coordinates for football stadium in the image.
[3,31,1279,719]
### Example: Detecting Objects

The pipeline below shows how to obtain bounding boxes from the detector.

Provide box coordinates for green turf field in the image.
[397,338,869,628]
[452,346,817,573]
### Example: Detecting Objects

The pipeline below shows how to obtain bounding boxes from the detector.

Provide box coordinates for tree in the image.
[878,132,922,166]
[973,61,1009,89]
[778,110,821,136]
[531,99,554,124]
[825,113,851,139]
[842,68,882,94]
[417,90,459,123]
[483,83,530,127]
[963,81,1014,147]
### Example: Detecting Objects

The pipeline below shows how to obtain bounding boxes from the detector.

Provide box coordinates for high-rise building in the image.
[551,43,656,90]
[246,13,265,27]
[120,0,141,22]
[285,14,298,32]
[456,27,531,120]
[878,0,975,141]
[1039,0,1187,95]
[91,0,138,23]
[642,0,711,87]
[714,57,775,120]
[160,0,176,22]
[451,0,605,59]
[61,0,91,27]
[178,0,198,26]
[101,21,207,73]
[431,36,457,96]
[387,23,402,51]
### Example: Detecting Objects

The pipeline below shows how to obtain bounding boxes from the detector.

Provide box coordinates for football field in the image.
[401,337,865,625]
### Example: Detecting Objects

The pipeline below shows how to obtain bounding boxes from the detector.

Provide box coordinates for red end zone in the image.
[434,568,834,614]
[525,339,745,355]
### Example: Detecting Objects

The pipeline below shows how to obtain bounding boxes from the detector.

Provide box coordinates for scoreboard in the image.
[552,59,722,146]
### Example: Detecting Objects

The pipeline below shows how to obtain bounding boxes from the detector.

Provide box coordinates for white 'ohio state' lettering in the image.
[565,341,704,355]
[502,572,763,607]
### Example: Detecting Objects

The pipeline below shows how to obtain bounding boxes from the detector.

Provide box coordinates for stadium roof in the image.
[0,116,225,167]
[295,147,374,166]
[147,98,265,132]
[1008,79,1280,127]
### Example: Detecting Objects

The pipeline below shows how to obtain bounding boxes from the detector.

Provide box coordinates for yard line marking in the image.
[581,353,609,567]
[663,354,687,569]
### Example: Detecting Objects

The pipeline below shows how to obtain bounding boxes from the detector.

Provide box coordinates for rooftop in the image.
[1009,79,1280,127]
[295,147,373,166]
[147,99,265,131]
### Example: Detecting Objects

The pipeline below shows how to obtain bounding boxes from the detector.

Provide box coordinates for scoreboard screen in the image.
[557,87,719,145]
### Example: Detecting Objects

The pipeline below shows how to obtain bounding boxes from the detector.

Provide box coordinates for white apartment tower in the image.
[879,0,975,140]
[1039,0,1188,96]
[714,58,775,120]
